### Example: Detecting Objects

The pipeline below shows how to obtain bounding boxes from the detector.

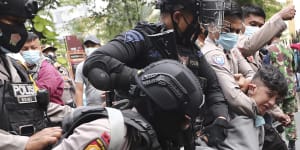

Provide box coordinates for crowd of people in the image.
[0,0,299,150]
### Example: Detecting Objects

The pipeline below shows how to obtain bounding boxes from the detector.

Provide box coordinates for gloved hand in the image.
[202,117,230,146]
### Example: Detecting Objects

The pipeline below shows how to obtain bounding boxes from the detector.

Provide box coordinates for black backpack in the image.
[262,124,288,150]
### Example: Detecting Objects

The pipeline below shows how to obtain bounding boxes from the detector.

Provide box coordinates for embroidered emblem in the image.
[124,30,144,43]
[100,132,110,145]
[84,138,107,150]
[212,54,225,65]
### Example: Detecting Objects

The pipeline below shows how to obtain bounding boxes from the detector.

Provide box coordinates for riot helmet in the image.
[157,0,225,45]
[0,0,38,19]
[133,59,204,147]
[134,59,204,119]
[0,0,38,54]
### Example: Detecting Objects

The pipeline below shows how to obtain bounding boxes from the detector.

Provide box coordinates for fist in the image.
[278,5,296,20]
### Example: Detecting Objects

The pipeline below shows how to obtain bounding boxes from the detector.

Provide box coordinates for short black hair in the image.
[224,0,242,20]
[242,4,266,20]
[252,65,288,99]
[26,32,39,42]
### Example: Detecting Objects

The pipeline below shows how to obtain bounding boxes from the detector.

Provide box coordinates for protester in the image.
[75,35,104,106]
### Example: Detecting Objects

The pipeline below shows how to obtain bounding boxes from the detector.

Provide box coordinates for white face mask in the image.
[85,47,97,56]
[244,26,259,37]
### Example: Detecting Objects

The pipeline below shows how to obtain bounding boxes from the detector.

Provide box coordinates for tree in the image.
[236,0,282,19]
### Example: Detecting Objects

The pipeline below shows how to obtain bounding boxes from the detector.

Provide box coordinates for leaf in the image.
[34,23,44,32]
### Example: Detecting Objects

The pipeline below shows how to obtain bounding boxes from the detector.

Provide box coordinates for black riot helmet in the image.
[157,0,225,46]
[134,59,204,119]
[0,0,38,19]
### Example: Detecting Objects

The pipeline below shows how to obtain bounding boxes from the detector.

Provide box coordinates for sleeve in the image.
[36,61,64,104]
[204,50,256,117]
[74,62,84,83]
[232,48,255,79]
[53,119,128,150]
[197,53,229,121]
[47,102,74,123]
[0,129,29,150]
[83,31,146,90]
[238,14,287,57]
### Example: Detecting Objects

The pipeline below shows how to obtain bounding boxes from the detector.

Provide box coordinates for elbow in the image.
[86,68,111,90]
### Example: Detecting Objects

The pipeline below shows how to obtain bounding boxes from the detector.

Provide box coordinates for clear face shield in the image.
[197,0,225,34]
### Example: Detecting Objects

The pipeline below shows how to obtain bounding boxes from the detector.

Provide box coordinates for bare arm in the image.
[75,82,84,107]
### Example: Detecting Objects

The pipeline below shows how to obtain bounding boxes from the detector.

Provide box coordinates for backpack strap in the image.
[122,110,161,150]
[105,107,126,150]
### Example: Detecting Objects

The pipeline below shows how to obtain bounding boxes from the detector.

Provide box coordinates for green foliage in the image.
[65,0,157,42]
[236,0,282,19]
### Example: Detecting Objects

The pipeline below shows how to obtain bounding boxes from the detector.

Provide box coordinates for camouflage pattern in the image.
[268,41,298,140]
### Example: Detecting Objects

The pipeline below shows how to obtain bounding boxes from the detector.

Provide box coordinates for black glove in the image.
[202,117,230,146]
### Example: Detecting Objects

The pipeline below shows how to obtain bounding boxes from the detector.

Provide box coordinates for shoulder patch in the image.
[124,30,144,43]
[84,138,107,150]
[197,50,203,58]
[212,54,225,66]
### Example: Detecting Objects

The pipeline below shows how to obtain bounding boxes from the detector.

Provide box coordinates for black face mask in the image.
[0,22,28,54]
[173,15,200,47]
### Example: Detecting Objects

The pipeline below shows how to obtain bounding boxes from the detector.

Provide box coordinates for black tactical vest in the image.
[0,58,47,136]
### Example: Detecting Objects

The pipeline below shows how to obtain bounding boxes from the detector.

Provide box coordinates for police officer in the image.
[0,0,63,149]
[83,0,229,146]
[201,0,257,117]
[54,60,217,150]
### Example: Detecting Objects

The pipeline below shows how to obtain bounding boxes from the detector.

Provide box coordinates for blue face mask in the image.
[244,26,259,37]
[84,47,97,56]
[216,33,238,51]
[22,50,41,65]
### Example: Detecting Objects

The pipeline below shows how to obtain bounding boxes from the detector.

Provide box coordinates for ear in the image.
[247,83,257,95]
[172,11,182,24]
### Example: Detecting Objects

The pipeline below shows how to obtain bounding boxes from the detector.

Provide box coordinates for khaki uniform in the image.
[202,42,256,117]
[237,14,287,71]
[0,55,73,150]
[53,118,129,150]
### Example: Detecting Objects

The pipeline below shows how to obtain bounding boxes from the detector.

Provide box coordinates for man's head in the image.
[133,59,204,147]
[42,45,57,62]
[83,35,101,56]
[0,0,38,54]
[216,0,242,50]
[242,4,266,28]
[247,65,288,115]
[20,32,42,66]
[158,0,225,46]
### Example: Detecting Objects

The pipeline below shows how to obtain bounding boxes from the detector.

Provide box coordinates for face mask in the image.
[0,22,28,54]
[244,26,259,37]
[173,15,200,47]
[216,32,238,51]
[85,47,97,56]
[22,50,41,65]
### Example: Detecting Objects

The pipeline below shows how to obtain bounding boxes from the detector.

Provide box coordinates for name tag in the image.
[12,84,37,104]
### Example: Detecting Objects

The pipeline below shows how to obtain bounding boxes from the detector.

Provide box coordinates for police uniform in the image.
[83,22,228,123]
[53,106,160,150]
[237,13,287,71]
[201,41,257,117]
[0,56,31,150]
[53,118,129,150]
[0,56,74,149]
